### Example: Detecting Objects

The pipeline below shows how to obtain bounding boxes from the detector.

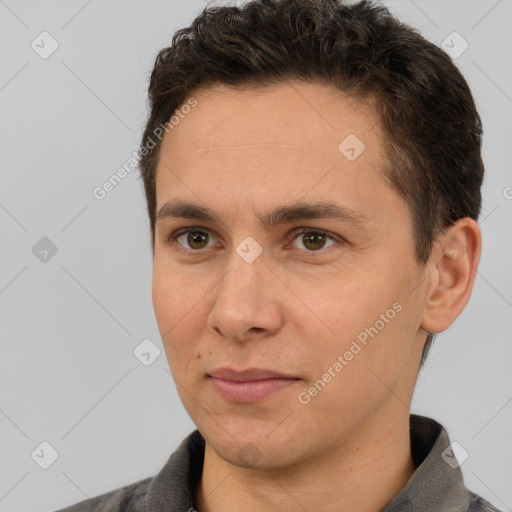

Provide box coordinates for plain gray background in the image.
[0,1,511,511]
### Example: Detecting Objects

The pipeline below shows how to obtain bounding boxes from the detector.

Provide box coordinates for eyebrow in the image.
[155,199,370,229]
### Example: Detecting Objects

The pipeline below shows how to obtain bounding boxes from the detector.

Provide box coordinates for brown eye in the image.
[186,231,209,250]
[290,229,337,252]
[166,228,217,252]
[166,226,342,256]
[302,231,326,250]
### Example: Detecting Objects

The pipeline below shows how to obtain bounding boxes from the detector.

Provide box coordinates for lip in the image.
[207,367,300,403]
[208,367,298,381]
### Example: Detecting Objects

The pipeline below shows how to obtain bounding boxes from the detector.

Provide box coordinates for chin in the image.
[201,420,307,470]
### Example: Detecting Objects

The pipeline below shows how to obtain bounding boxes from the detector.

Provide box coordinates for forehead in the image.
[165,81,381,154]
[154,80,395,223]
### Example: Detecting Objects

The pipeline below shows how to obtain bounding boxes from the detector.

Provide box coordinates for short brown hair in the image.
[137,0,484,368]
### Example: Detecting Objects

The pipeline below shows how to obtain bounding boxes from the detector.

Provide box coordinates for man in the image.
[55,0,502,510]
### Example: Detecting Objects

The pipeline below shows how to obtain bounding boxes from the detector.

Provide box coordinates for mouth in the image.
[207,367,301,403]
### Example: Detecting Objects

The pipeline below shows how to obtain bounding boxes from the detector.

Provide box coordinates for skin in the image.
[151,80,481,512]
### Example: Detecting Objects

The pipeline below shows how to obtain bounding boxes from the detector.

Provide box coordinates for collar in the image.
[145,414,470,511]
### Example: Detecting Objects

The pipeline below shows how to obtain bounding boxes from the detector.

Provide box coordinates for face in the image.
[152,81,429,469]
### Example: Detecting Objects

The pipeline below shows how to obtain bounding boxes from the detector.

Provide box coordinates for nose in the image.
[206,248,284,342]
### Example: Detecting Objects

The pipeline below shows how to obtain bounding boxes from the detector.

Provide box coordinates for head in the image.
[138,0,483,466]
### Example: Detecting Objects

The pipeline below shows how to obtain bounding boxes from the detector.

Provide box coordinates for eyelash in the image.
[165,226,343,256]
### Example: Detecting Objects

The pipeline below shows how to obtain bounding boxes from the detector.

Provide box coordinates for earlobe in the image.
[420,218,482,334]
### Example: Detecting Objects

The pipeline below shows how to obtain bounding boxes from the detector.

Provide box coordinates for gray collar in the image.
[146,414,470,511]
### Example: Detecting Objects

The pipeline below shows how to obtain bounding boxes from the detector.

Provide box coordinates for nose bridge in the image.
[207,239,281,339]
[217,241,267,306]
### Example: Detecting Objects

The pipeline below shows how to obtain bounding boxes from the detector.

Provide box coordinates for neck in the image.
[195,409,416,512]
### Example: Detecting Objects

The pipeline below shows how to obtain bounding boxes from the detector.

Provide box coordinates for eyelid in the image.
[165,226,343,254]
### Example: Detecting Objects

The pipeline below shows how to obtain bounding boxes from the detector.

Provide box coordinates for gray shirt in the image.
[53,414,502,511]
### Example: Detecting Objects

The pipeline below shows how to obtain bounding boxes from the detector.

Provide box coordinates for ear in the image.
[420,217,482,334]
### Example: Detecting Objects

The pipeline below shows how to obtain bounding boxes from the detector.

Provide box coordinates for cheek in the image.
[293,272,379,342]
[152,266,207,366]
[306,271,412,367]
[152,264,198,330]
